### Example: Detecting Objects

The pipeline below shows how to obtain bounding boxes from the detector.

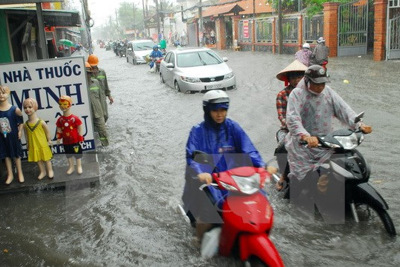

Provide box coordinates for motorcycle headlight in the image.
[231,173,260,195]
[180,76,201,83]
[334,133,359,149]
[224,72,234,79]
[219,181,238,192]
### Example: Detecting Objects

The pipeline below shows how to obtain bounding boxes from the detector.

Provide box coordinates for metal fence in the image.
[337,0,368,56]
[237,14,323,53]
[387,0,400,59]
[303,15,324,43]
[255,18,273,43]
[275,17,298,43]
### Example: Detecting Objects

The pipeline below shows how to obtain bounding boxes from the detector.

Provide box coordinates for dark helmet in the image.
[153,45,159,50]
[304,65,330,84]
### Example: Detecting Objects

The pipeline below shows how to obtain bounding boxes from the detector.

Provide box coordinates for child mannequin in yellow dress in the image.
[23,98,54,180]
[0,85,24,184]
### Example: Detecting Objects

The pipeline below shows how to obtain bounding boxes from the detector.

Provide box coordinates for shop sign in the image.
[0,57,95,157]
[243,20,249,38]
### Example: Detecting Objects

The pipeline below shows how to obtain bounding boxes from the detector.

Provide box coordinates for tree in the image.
[118,2,145,31]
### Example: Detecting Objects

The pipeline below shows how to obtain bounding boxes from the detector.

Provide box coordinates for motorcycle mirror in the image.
[354,112,365,123]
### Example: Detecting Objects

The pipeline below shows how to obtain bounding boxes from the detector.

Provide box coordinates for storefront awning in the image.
[202,3,244,18]
[2,8,81,27]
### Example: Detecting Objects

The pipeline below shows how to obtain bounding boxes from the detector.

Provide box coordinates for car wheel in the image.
[174,81,181,92]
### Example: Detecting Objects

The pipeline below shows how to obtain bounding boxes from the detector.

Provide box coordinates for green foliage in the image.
[265,0,357,17]
[118,2,144,30]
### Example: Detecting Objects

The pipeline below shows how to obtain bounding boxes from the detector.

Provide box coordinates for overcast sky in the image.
[87,0,155,27]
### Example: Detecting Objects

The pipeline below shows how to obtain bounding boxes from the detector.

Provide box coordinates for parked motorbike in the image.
[273,112,396,236]
[181,150,285,267]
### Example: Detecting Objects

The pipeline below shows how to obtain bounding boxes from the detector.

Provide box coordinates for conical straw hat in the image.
[276,60,308,81]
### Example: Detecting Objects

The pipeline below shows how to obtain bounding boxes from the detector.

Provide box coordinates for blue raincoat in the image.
[182,117,265,223]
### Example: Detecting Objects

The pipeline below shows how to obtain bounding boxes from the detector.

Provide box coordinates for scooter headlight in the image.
[231,173,260,195]
[219,181,238,192]
[334,133,359,150]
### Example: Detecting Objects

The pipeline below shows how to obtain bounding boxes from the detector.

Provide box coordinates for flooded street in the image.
[0,47,399,266]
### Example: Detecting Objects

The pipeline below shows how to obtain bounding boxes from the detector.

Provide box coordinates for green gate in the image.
[337,0,369,56]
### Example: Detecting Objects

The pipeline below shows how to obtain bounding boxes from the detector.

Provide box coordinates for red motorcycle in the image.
[150,57,163,73]
[186,151,285,267]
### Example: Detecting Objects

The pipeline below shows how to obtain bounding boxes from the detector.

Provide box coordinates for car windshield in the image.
[176,51,223,67]
[133,42,155,51]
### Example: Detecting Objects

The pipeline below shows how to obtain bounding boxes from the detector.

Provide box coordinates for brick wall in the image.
[323,2,340,57]
[373,0,387,61]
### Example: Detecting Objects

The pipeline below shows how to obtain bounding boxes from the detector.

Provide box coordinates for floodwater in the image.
[0,47,399,267]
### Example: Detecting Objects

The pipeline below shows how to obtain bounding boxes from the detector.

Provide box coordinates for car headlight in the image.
[224,72,234,79]
[334,133,359,149]
[180,76,201,83]
[231,173,260,195]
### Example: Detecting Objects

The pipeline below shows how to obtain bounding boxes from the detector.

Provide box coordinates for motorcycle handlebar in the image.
[199,183,218,191]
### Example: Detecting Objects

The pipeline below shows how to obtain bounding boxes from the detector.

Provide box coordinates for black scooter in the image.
[273,112,396,236]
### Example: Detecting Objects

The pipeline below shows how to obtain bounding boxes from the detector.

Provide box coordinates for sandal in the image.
[275,181,285,191]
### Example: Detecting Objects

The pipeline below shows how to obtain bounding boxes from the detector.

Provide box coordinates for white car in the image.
[159,47,236,93]
[126,40,156,65]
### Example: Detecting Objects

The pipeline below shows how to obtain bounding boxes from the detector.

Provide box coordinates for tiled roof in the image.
[202,0,274,18]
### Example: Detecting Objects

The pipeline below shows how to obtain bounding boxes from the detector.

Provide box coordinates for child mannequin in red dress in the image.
[56,96,84,175]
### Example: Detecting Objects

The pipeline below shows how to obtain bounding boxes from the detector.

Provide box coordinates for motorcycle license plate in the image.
[205,84,222,90]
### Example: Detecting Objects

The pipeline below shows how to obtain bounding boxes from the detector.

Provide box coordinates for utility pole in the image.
[278,0,283,54]
[133,2,136,35]
[160,1,164,37]
[198,0,203,46]
[155,0,161,41]
[36,3,48,59]
[252,0,255,52]
[142,0,147,37]
[82,0,93,54]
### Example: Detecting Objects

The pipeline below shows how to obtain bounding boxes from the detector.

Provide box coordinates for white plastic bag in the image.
[200,227,221,258]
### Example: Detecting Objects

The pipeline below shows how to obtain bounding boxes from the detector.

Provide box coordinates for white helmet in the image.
[317,37,325,43]
[202,90,230,108]
[302,43,310,49]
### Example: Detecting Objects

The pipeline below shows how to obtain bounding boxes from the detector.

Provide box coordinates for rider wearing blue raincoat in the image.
[149,45,163,69]
[182,90,265,239]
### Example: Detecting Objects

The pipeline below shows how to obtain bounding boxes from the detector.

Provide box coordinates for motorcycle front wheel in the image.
[355,202,396,236]
[244,256,267,267]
